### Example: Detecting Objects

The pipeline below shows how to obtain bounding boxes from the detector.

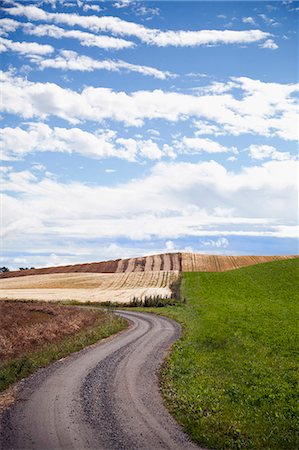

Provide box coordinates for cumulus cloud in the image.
[248,144,296,161]
[35,49,173,79]
[0,123,165,162]
[259,38,278,50]
[242,17,256,25]
[82,4,101,12]
[193,120,223,136]
[133,4,160,19]
[115,137,163,160]
[174,137,236,154]
[0,18,21,35]
[1,160,298,252]
[4,3,272,47]
[0,36,54,56]
[1,71,297,140]
[113,0,133,9]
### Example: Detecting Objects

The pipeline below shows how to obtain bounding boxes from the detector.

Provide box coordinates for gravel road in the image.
[0,311,201,450]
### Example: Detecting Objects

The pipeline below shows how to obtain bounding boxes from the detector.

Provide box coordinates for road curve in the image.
[0,311,201,450]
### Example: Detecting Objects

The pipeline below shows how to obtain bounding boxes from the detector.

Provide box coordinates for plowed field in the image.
[1,253,296,279]
[0,271,178,304]
[180,253,296,272]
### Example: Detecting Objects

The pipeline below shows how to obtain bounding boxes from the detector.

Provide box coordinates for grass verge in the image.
[135,258,299,449]
[0,306,127,392]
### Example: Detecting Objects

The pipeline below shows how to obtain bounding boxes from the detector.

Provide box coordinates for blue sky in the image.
[0,0,298,269]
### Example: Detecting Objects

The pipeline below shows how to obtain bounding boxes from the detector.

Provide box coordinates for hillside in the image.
[150,258,299,449]
[0,253,296,278]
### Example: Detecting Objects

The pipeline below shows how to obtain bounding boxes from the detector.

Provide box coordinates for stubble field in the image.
[0,270,179,303]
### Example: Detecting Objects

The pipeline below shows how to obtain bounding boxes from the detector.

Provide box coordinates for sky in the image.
[0,0,298,269]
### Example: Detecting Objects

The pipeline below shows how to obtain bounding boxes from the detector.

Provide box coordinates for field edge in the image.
[0,305,128,397]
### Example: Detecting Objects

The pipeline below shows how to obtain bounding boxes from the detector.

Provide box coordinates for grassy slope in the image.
[144,259,299,449]
[0,309,127,392]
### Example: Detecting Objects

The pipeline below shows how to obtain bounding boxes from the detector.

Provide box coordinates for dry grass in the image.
[0,302,108,362]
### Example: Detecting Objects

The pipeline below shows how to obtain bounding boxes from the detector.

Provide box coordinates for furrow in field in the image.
[181,254,297,272]
[125,258,136,273]
[153,255,162,271]
[162,254,171,271]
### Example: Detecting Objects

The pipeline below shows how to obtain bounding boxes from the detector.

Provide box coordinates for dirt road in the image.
[0,311,200,450]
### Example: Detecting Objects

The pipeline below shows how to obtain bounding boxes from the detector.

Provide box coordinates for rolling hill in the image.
[0,253,296,278]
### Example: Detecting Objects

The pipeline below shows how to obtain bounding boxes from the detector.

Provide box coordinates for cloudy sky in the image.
[0,0,298,269]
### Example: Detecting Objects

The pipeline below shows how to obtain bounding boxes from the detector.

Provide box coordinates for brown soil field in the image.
[0,271,179,303]
[0,253,182,278]
[0,302,110,362]
[180,253,297,272]
[0,253,296,280]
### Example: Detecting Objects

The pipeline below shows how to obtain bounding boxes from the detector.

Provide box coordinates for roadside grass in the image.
[135,258,299,449]
[0,304,127,392]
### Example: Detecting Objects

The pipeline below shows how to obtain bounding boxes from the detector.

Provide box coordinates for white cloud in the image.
[1,160,298,251]
[133,4,160,19]
[82,4,101,12]
[0,36,54,56]
[5,4,272,47]
[197,80,237,94]
[115,137,163,160]
[0,123,164,162]
[36,49,173,79]
[174,137,236,154]
[193,120,222,136]
[242,17,256,25]
[148,129,160,137]
[165,240,175,251]
[259,38,278,50]
[32,163,46,172]
[0,18,21,35]
[248,144,296,161]
[23,23,135,50]
[259,14,280,27]
[200,237,229,248]
[113,0,133,9]
[1,71,297,140]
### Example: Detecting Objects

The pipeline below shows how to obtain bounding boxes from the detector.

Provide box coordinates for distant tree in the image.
[19,267,29,271]
[0,266,9,272]
[30,267,35,269]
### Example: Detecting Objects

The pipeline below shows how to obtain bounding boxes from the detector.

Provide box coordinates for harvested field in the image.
[0,253,182,278]
[0,253,296,280]
[181,253,297,272]
[0,302,111,362]
[0,271,179,304]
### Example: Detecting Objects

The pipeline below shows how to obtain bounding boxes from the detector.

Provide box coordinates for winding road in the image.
[0,311,200,450]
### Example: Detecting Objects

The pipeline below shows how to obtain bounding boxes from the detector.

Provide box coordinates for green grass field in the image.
[149,259,298,449]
